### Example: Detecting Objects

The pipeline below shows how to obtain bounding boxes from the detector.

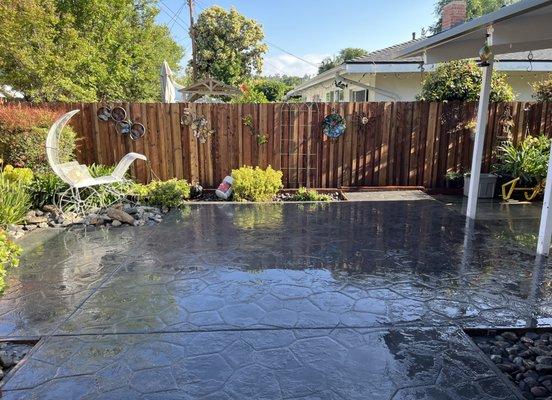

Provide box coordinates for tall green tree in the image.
[431,0,517,33]
[0,0,184,102]
[193,6,267,85]
[0,0,97,101]
[318,47,368,74]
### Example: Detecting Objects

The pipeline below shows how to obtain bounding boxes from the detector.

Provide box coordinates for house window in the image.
[352,89,368,102]
[336,90,345,102]
[326,92,334,102]
[312,94,321,102]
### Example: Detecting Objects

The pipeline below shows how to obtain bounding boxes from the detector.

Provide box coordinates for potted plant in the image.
[463,171,498,198]
[445,171,464,189]
[493,135,550,200]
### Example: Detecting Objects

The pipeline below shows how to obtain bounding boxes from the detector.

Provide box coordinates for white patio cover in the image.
[394,0,552,255]
[395,0,552,63]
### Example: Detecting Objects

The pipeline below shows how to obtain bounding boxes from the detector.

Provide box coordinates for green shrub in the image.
[445,171,464,188]
[0,230,21,293]
[232,165,283,202]
[231,82,269,104]
[532,74,552,102]
[131,179,191,208]
[29,173,67,209]
[290,187,332,202]
[494,135,551,185]
[417,60,514,102]
[1,165,34,185]
[83,164,131,208]
[88,164,116,178]
[0,175,31,227]
[0,104,77,173]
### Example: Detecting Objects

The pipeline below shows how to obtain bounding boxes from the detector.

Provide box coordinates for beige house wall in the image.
[298,71,549,102]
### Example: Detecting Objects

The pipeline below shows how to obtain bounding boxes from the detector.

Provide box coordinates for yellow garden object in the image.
[501,177,544,201]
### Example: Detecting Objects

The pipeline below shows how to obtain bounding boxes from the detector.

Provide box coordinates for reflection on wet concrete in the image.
[0,200,548,398]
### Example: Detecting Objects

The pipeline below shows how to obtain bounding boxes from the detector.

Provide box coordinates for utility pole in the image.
[187,0,198,82]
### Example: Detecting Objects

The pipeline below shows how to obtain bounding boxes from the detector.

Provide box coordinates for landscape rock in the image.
[475,331,552,400]
[502,332,518,342]
[12,202,163,239]
[531,386,549,397]
[0,342,32,382]
[25,214,48,225]
[106,208,135,225]
[0,352,14,369]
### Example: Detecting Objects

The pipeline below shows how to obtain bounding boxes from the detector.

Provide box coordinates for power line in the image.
[167,2,186,30]
[265,41,319,68]
[159,1,189,30]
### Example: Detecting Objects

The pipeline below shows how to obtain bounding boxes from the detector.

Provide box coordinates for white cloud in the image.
[262,53,329,77]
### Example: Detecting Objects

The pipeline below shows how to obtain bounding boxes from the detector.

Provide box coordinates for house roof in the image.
[290,6,552,96]
[349,40,552,64]
[394,0,552,63]
[348,40,424,63]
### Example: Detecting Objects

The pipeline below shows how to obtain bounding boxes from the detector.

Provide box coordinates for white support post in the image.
[466,59,494,219]
[537,141,552,256]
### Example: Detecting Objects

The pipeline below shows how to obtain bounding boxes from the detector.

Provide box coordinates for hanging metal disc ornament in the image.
[97,106,112,121]
[111,106,127,122]
[322,113,346,139]
[130,123,146,140]
[115,120,132,135]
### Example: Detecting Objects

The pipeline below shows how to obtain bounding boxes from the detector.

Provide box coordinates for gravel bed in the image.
[0,342,34,381]
[472,330,552,399]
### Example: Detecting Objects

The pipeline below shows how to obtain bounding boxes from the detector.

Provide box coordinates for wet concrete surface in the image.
[1,199,550,399]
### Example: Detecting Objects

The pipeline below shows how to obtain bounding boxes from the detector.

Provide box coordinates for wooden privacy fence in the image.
[64,101,552,189]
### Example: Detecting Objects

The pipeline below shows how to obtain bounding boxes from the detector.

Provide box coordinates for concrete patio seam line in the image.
[0,227,160,390]
[49,323,465,337]
[48,227,160,335]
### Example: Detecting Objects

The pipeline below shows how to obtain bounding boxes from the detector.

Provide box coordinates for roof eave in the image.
[288,64,346,94]
[395,0,552,59]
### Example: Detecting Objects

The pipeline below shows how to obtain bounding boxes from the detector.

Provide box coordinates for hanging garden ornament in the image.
[478,43,493,67]
[110,106,127,122]
[97,106,112,121]
[115,120,132,135]
[322,113,346,139]
[130,122,146,140]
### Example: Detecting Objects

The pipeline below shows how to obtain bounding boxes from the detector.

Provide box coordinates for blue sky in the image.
[157,0,437,76]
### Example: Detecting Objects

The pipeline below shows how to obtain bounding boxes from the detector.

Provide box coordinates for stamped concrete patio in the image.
[1,198,550,399]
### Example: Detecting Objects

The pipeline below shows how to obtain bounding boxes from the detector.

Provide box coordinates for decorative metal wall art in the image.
[181,108,215,144]
[96,103,145,141]
[322,113,346,139]
[242,114,268,145]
